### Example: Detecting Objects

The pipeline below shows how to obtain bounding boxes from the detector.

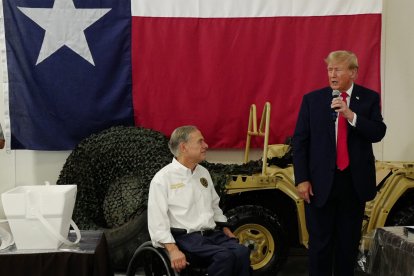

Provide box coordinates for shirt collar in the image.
[344,83,354,97]
[172,158,197,176]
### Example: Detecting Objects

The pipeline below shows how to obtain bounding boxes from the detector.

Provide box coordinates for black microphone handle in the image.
[331,90,341,121]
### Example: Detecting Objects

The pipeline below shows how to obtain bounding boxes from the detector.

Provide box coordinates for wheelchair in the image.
[126,222,238,276]
[126,240,208,276]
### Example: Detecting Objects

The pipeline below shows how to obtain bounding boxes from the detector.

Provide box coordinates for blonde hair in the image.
[325,50,359,70]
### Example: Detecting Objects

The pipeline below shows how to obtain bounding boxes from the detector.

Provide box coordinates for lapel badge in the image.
[356,96,360,100]
[200,177,208,188]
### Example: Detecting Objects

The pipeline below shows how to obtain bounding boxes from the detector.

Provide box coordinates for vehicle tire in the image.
[387,204,414,226]
[225,205,289,276]
[104,211,151,271]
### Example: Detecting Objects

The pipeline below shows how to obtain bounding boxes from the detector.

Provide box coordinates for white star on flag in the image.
[18,0,111,65]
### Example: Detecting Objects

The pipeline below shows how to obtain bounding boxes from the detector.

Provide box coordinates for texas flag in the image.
[1,0,382,150]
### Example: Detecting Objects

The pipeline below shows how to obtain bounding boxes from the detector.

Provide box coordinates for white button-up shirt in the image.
[148,158,227,247]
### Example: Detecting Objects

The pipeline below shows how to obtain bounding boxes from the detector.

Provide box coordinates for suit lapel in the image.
[349,84,362,114]
[324,89,336,146]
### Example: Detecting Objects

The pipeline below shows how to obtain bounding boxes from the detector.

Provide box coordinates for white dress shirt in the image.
[335,83,358,142]
[148,158,227,247]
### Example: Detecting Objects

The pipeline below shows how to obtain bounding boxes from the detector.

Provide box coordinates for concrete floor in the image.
[277,248,370,276]
[116,248,371,276]
[278,248,308,276]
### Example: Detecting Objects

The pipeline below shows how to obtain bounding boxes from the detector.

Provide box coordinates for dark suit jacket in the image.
[293,84,387,207]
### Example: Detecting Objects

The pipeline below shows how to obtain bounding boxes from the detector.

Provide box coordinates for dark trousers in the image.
[305,168,365,276]
[174,231,251,276]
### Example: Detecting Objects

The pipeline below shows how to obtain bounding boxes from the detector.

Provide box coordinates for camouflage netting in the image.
[103,174,146,228]
[57,126,266,230]
[201,160,263,195]
[57,126,172,229]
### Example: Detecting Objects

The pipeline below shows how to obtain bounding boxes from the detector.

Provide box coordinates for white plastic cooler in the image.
[1,184,78,250]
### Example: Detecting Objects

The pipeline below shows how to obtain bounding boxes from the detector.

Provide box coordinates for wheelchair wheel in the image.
[127,241,176,276]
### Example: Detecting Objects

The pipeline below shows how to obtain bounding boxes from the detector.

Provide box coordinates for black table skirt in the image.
[0,230,114,276]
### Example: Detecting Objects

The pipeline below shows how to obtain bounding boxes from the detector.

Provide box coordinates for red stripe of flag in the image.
[131,14,381,148]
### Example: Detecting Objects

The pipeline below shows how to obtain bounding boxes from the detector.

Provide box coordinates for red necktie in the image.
[336,92,349,170]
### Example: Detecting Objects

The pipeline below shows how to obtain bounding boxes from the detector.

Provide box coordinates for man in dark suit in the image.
[293,50,386,276]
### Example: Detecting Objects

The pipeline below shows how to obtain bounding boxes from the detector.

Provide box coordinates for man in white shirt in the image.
[148,125,251,275]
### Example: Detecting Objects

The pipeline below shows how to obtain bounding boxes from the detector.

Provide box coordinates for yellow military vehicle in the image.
[222,102,414,275]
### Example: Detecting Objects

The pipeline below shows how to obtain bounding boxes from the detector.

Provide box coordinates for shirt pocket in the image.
[196,183,213,207]
[168,183,192,208]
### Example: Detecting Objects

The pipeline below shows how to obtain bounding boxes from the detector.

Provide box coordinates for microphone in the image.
[332,90,340,121]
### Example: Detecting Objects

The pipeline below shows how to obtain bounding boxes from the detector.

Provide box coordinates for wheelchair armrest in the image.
[170,227,187,236]
[215,221,231,229]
